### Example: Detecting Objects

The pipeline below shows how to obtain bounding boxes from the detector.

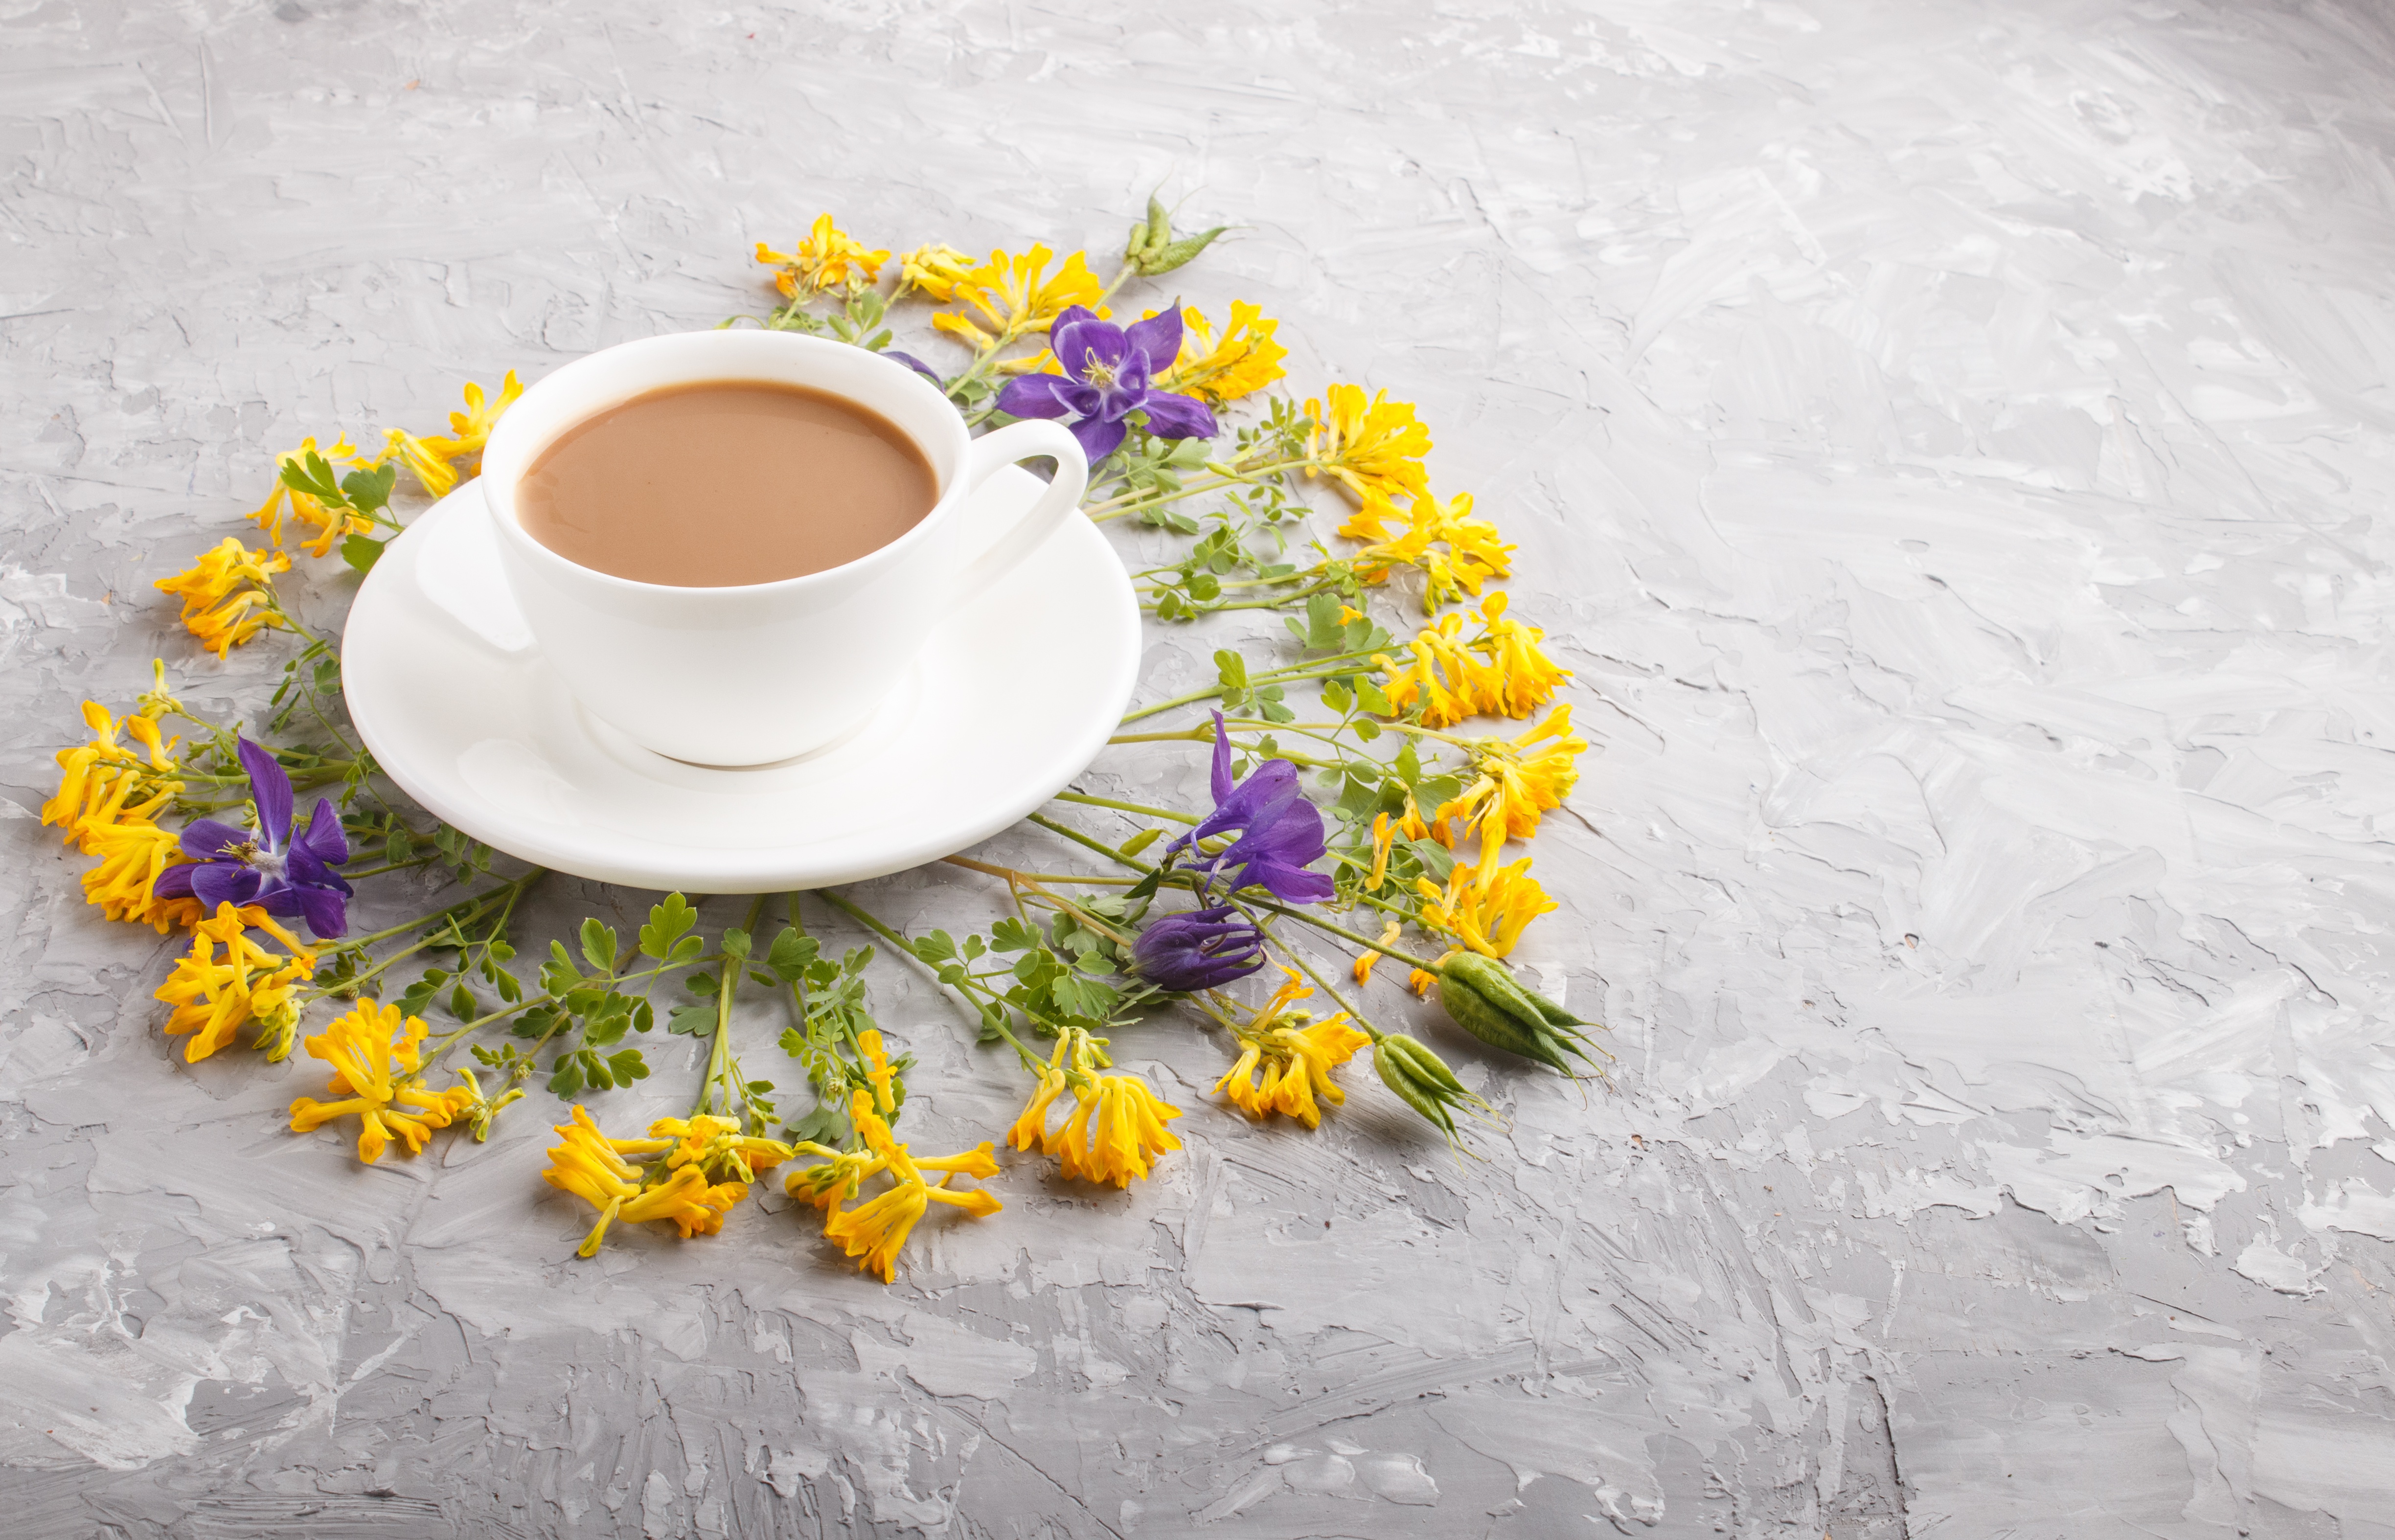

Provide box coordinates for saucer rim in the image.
[342,475,1141,894]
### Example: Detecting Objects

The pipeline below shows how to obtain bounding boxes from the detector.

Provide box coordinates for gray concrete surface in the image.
[7,0,2395,1535]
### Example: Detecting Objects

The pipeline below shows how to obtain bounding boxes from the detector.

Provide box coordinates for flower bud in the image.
[1372,1033,1485,1140]
[1128,905,1266,991]
[1435,953,1606,1076]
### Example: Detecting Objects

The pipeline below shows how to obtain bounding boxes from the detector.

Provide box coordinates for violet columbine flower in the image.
[1130,905,1267,991]
[154,737,354,938]
[1163,713,1337,905]
[993,304,1218,462]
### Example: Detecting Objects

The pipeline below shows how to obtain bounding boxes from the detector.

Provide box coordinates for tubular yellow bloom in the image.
[1345,490,1515,613]
[154,538,291,657]
[251,436,373,556]
[1008,1029,1182,1186]
[1159,301,1288,403]
[79,809,202,933]
[1365,812,1396,893]
[1468,592,1569,717]
[858,1027,898,1116]
[448,1066,525,1141]
[155,902,316,1063]
[937,244,1103,347]
[896,242,976,300]
[43,700,181,848]
[808,1091,1002,1283]
[1212,968,1371,1130]
[757,215,890,296]
[1376,591,1570,725]
[287,1000,474,1163]
[1416,858,1557,959]
[1435,705,1588,881]
[1305,385,1432,505]
[429,371,524,458]
[648,1112,792,1185]
[1354,918,1404,984]
[379,427,461,499]
[542,1106,750,1257]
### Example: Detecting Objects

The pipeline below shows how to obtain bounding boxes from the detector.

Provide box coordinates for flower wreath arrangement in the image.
[49,197,1601,1282]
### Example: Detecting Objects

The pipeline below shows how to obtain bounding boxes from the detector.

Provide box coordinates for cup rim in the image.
[482,330,971,597]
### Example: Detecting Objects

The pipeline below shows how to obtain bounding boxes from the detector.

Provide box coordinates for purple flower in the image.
[1163,713,1336,905]
[1130,905,1267,991]
[884,350,945,389]
[154,738,354,938]
[993,305,1219,463]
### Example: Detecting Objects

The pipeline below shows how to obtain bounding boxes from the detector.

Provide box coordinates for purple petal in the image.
[237,738,293,850]
[1049,304,1099,336]
[1209,712,1233,804]
[292,886,350,940]
[1050,315,1127,384]
[883,350,944,387]
[179,818,251,861]
[994,373,1084,421]
[285,844,354,896]
[1245,860,1338,905]
[297,799,348,866]
[153,863,197,899]
[1133,390,1219,441]
[191,862,261,909]
[1123,309,1184,375]
[1067,414,1127,463]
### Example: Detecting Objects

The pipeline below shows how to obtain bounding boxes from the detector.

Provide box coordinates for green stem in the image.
[700,895,772,1122]
[1026,811,1157,873]
[1051,791,1198,825]
[333,869,549,952]
[1118,653,1383,725]
[1272,937,1385,1044]
[819,889,1040,1070]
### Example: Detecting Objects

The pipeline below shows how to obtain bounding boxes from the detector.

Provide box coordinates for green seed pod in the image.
[1436,954,1606,1076]
[1373,1033,1485,1139]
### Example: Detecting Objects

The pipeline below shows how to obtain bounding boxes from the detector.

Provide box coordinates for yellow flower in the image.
[43,700,181,848]
[1435,705,1588,881]
[432,371,524,456]
[80,809,202,933]
[1407,968,1439,997]
[251,436,374,557]
[1212,969,1372,1130]
[287,1000,475,1163]
[1354,917,1404,985]
[448,1066,525,1141]
[154,538,291,657]
[807,1091,1001,1283]
[1008,1029,1180,1187]
[155,902,316,1063]
[1305,385,1432,505]
[934,245,1103,350]
[647,1111,792,1187]
[1345,490,1515,613]
[542,1107,750,1257]
[858,1027,898,1116]
[1365,812,1396,894]
[1416,858,1557,959]
[378,427,461,500]
[1159,301,1287,403]
[896,242,976,300]
[1375,591,1570,725]
[757,215,890,296]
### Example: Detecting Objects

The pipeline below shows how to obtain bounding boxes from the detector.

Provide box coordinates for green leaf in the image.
[723,927,752,961]
[580,918,618,974]
[1118,827,1163,859]
[340,533,384,574]
[1409,837,1456,882]
[1304,592,1346,651]
[339,461,398,515]
[639,894,697,960]
[548,1057,585,1097]
[1322,678,1353,714]
[1214,649,1249,692]
[448,982,476,1020]
[667,1005,717,1037]
[609,1049,650,1084]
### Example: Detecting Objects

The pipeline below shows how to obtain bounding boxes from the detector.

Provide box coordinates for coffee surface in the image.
[518,380,937,587]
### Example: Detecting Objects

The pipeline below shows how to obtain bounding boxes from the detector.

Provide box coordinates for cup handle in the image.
[954,419,1090,598]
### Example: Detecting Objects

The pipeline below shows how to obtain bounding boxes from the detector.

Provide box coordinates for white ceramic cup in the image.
[481,330,1089,767]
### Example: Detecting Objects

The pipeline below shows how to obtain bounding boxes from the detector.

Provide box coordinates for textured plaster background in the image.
[7,0,2395,1535]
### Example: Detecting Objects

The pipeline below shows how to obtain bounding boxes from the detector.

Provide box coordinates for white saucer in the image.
[341,474,1140,893]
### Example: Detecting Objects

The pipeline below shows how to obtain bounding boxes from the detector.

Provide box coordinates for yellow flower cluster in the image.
[156,902,316,1062]
[1436,705,1587,882]
[1160,301,1288,404]
[1306,385,1432,505]
[1213,969,1371,1130]
[44,697,202,933]
[1377,591,1571,728]
[287,1000,477,1162]
[1008,1029,1182,1187]
[786,1084,1002,1283]
[928,244,1104,351]
[543,1106,787,1258]
[154,538,290,657]
[1342,490,1515,614]
[248,374,523,551]
[1416,858,1557,959]
[756,214,890,296]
